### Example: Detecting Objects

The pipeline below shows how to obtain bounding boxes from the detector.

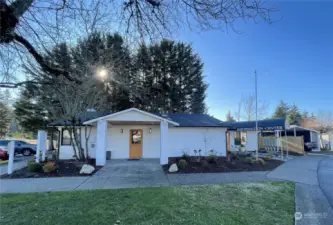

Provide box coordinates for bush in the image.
[28,162,43,172]
[256,158,266,166]
[181,151,190,162]
[43,162,57,173]
[231,153,240,160]
[52,151,57,161]
[243,157,254,164]
[265,153,272,161]
[207,154,217,164]
[178,159,188,169]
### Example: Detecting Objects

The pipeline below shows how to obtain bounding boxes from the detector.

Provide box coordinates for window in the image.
[131,130,142,144]
[61,129,71,145]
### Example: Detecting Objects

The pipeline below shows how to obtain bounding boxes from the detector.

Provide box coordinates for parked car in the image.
[0,148,9,160]
[0,140,37,156]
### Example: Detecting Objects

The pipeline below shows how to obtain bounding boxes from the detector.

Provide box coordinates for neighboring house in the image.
[48,108,229,165]
[321,130,333,150]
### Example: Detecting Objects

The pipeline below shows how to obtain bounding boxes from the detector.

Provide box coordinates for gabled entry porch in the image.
[83,108,179,166]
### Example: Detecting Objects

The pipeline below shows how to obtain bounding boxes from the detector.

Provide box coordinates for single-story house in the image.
[49,108,229,166]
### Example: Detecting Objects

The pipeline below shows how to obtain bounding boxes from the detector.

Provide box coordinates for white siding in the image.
[59,125,227,160]
[59,127,97,160]
[168,127,227,157]
[108,111,160,122]
[107,125,160,159]
[246,131,258,151]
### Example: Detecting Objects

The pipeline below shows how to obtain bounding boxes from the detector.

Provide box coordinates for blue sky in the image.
[177,1,333,120]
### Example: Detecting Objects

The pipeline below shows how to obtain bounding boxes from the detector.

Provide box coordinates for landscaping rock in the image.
[80,164,95,174]
[168,163,178,172]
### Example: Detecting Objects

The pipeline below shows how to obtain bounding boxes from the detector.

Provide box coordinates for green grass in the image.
[0,182,295,225]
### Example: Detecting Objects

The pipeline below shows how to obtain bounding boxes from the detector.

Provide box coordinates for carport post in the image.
[36,130,47,163]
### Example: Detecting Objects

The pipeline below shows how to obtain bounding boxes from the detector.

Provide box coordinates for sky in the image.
[177,1,333,120]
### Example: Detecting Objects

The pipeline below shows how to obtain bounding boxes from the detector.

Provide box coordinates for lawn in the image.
[0,182,295,225]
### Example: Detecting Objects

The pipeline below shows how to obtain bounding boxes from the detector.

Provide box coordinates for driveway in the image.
[267,155,333,225]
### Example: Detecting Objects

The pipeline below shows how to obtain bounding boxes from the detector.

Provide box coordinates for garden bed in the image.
[163,156,283,174]
[0,160,102,179]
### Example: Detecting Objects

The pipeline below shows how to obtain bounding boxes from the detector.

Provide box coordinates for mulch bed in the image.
[1,160,102,179]
[163,156,283,174]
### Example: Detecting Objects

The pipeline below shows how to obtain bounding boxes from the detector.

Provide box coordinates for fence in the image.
[259,136,305,155]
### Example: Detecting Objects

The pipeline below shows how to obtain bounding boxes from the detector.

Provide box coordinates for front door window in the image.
[132,130,142,144]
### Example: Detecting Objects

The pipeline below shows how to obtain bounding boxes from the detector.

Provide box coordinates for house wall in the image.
[58,127,97,160]
[246,131,258,151]
[168,127,227,157]
[58,125,227,160]
[107,125,160,159]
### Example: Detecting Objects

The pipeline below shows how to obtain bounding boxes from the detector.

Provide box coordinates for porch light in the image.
[149,128,152,133]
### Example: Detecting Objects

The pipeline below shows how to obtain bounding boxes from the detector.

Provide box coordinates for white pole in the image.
[7,141,15,175]
[285,130,289,158]
[255,70,258,160]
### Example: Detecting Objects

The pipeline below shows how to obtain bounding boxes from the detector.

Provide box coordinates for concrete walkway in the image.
[1,159,281,193]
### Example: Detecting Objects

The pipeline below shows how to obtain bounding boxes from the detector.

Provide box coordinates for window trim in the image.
[61,128,72,146]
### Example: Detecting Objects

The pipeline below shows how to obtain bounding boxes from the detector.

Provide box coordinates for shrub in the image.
[52,151,57,160]
[178,159,188,169]
[207,154,217,164]
[265,153,272,161]
[256,158,266,166]
[28,162,43,172]
[243,157,254,164]
[231,153,240,160]
[181,151,190,162]
[43,162,57,173]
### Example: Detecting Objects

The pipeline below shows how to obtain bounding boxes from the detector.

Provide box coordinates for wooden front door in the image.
[129,129,143,159]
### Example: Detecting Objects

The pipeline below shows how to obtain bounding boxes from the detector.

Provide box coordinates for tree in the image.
[226,110,236,122]
[273,100,290,118]
[288,104,302,125]
[132,40,207,114]
[315,110,333,132]
[0,102,10,138]
[13,83,49,133]
[237,94,268,121]
[1,0,277,88]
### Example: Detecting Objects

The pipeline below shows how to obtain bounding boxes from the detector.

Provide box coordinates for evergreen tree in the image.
[272,100,289,118]
[226,110,236,122]
[288,104,302,125]
[14,83,49,133]
[0,102,10,138]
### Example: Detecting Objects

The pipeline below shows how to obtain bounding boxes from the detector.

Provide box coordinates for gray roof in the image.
[225,118,287,131]
[160,114,227,127]
[48,110,286,131]
[48,112,112,126]
[48,111,227,127]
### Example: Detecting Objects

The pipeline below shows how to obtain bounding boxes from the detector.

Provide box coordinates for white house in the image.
[49,108,229,165]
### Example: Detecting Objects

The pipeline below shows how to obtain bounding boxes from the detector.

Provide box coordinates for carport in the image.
[226,118,290,156]
[284,125,321,152]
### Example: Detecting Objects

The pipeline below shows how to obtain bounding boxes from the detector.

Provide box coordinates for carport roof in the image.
[225,118,288,131]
